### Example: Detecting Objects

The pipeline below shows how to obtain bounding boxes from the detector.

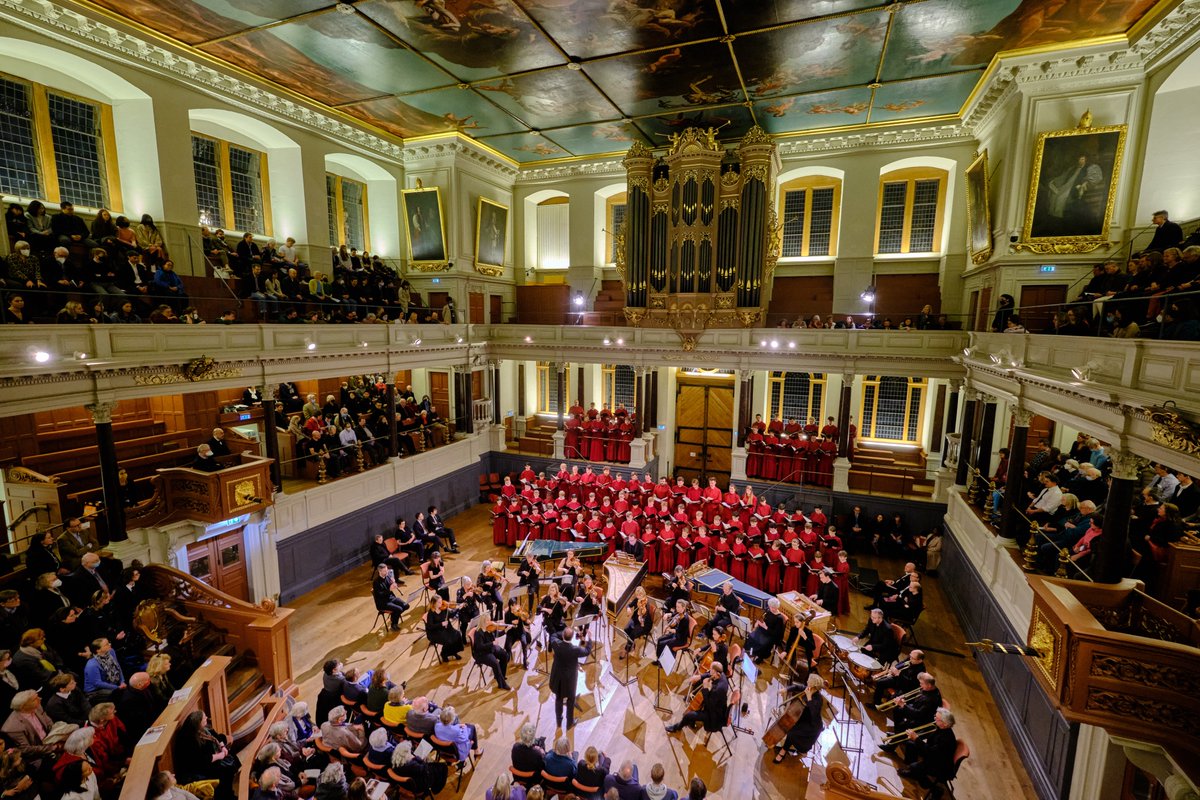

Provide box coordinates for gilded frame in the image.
[965,149,992,265]
[474,197,508,277]
[1017,119,1127,254]
[401,186,447,269]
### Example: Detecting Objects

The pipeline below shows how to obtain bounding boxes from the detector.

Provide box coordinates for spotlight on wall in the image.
[1071,359,1104,382]
[304,338,317,351]
[455,335,464,344]
[759,339,767,347]
[572,292,585,307]
[31,350,51,364]
[73,351,89,360]
[770,339,779,349]
[603,337,611,346]
[410,337,422,347]
[860,285,876,304]
[616,337,624,345]
[524,335,533,343]
[788,341,796,349]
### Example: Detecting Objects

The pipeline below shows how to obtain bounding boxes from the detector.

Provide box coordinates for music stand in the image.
[654,646,677,714]
[610,628,637,687]
[731,652,756,735]
[729,612,753,650]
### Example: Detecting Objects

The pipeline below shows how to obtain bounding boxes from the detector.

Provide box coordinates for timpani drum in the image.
[849,652,884,681]
[829,634,861,658]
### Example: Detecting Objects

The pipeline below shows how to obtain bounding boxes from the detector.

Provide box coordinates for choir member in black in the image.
[425,595,463,662]
[782,614,817,678]
[549,627,593,730]
[665,566,692,608]
[702,582,742,638]
[396,520,426,564]
[881,672,943,751]
[772,674,825,762]
[664,661,729,734]
[898,708,958,793]
[880,580,923,623]
[620,587,654,658]
[855,608,899,665]
[654,599,693,662]
[468,612,511,691]
[516,553,542,612]
[745,597,786,664]
[503,597,532,668]
[371,563,409,630]
[870,562,918,608]
[370,533,411,576]
[456,577,484,630]
[557,551,582,601]
[424,552,449,601]
[872,649,925,707]
[809,570,839,613]
[539,583,569,637]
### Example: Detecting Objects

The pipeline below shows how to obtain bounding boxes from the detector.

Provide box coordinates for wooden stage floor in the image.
[287,504,1038,800]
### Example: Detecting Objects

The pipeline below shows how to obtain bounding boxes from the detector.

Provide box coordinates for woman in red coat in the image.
[833,549,852,616]
[783,540,805,593]
[764,540,785,595]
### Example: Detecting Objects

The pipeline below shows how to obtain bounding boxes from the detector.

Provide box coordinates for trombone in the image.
[875,686,921,712]
[881,721,938,746]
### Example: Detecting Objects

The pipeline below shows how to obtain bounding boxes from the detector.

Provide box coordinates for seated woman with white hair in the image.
[389,740,448,795]
[287,701,316,746]
[432,705,481,762]
[253,742,299,800]
[366,727,393,765]
[52,726,95,783]
[314,763,348,800]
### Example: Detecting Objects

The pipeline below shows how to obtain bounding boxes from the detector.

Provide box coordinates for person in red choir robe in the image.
[761,429,779,480]
[581,465,597,486]
[542,504,559,537]
[599,496,615,519]
[739,487,756,529]
[847,417,857,461]
[586,511,603,542]
[585,418,603,461]
[785,417,802,437]
[492,499,508,545]
[692,525,711,565]
[612,472,628,493]
[821,526,844,560]
[506,498,522,546]
[721,484,740,524]
[555,511,571,542]
[804,436,822,484]
[821,416,838,441]
[520,463,536,483]
[586,402,599,421]
[810,505,828,533]
[573,512,589,541]
[764,522,782,547]
[517,504,532,541]
[730,534,749,582]
[806,551,827,595]
[819,436,838,487]
[753,498,772,525]
[674,527,693,570]
[833,550,851,616]
[751,414,767,435]
[746,427,765,478]
[653,477,672,502]
[604,418,619,462]
[601,517,618,559]
[770,503,787,527]
[597,466,612,486]
[658,522,677,572]
[711,534,731,573]
[600,404,612,421]
[501,476,517,498]
[615,403,628,418]
[783,538,805,593]
[528,507,544,541]
[521,483,538,504]
[764,540,785,594]
[685,479,702,509]
[671,503,688,526]
[567,465,583,498]
[746,540,766,589]
[641,526,660,573]
[565,414,582,458]
[613,491,629,516]
[701,477,721,522]
[793,434,810,482]
[619,512,640,554]
[804,417,819,437]
[584,491,599,512]
[577,417,594,462]
[798,522,819,559]
[569,402,584,419]
[554,462,569,481]
[617,419,634,463]
[769,416,784,435]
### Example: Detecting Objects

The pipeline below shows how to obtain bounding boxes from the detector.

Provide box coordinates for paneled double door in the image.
[673,380,733,485]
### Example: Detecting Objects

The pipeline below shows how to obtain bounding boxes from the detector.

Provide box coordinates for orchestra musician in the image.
[395,519,426,563]
[620,587,655,658]
[683,625,730,694]
[664,661,728,735]
[424,595,463,662]
[703,582,743,639]
[503,596,533,669]
[745,597,787,664]
[423,551,449,602]
[539,583,569,637]
[897,708,958,796]
[558,550,582,600]
[809,570,840,614]
[783,614,818,677]
[870,562,919,609]
[516,552,542,612]
[772,674,825,762]
[574,575,604,632]
[880,672,943,752]
[426,505,459,553]
[654,599,694,662]
[456,576,483,630]
[549,627,593,730]
[873,649,925,707]
[665,566,693,608]
[467,612,512,691]
[477,560,504,616]
[856,608,900,665]
[372,563,410,630]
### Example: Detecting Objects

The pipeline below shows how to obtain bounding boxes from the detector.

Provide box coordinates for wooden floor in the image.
[287,505,1038,800]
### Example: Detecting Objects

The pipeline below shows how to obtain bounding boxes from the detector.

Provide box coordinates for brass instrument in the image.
[876,686,922,712]
[880,721,938,746]
[872,659,915,682]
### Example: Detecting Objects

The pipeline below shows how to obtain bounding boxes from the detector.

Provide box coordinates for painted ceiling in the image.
[77,0,1161,164]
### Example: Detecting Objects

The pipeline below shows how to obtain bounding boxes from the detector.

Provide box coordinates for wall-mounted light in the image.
[31,350,51,364]
[860,285,876,304]
[603,337,611,345]
[1071,359,1104,382]
[787,341,796,349]
[524,335,533,343]
[769,339,779,349]
[303,337,316,351]
[616,337,624,346]
[572,293,585,308]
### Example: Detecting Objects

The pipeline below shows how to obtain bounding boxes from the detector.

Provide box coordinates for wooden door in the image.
[489,294,502,323]
[185,528,248,601]
[673,381,733,484]
[1019,284,1067,334]
[975,287,992,331]
[468,292,484,324]
[1009,413,1056,468]
[429,371,450,418]
[968,290,980,332]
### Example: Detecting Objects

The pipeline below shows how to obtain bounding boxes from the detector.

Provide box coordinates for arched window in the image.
[0,72,120,210]
[191,133,270,235]
[326,173,369,251]
[859,376,927,443]
[875,167,948,255]
[768,372,826,422]
[777,176,840,258]
[536,362,571,414]
[537,196,570,269]
[602,364,636,409]
[606,192,627,264]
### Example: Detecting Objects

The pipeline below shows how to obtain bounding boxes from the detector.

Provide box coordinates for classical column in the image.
[999,405,1032,543]
[734,370,753,446]
[577,365,586,409]
[635,367,648,433]
[1095,448,1142,582]
[974,396,998,488]
[556,363,567,431]
[836,372,853,458]
[954,389,978,487]
[942,379,962,467]
[87,401,124,543]
[648,370,660,429]
[385,383,399,459]
[459,370,474,435]
[260,385,281,493]
[491,361,502,425]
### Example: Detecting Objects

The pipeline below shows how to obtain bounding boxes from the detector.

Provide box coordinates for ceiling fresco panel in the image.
[519,0,724,60]
[584,41,744,118]
[473,70,622,130]
[632,104,758,144]
[752,86,873,133]
[397,86,528,137]
[723,0,888,34]
[733,9,890,99]
[869,70,984,123]
[85,0,334,45]
[338,95,449,138]
[537,120,652,156]
[357,0,565,81]
[478,132,572,162]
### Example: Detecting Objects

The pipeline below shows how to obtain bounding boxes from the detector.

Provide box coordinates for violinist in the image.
[620,587,654,658]
[665,565,692,608]
[664,661,727,735]
[456,576,483,630]
[745,596,787,664]
[772,674,825,762]
[468,612,512,691]
[516,552,542,612]
[539,583,569,637]
[423,551,449,601]
[703,581,742,639]
[424,595,462,662]
[558,551,582,601]
[372,563,409,630]
[575,574,603,618]
[654,599,693,663]
[477,560,504,616]
[503,596,533,668]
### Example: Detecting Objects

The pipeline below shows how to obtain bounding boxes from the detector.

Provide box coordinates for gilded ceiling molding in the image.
[516,159,626,184]
[0,0,405,163]
[401,139,518,180]
[775,124,970,156]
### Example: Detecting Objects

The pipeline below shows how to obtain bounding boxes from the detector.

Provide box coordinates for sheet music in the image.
[660,647,677,675]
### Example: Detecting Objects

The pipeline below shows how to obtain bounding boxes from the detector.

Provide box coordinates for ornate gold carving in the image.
[720,170,740,188]
[719,198,740,210]
[714,295,734,309]
[649,296,666,309]
[678,333,698,351]
[742,165,768,183]
[966,149,993,265]
[737,310,761,327]
[652,201,668,215]
[1030,607,1061,689]
[629,176,649,192]
[1011,239,1113,254]
[622,308,644,327]
[407,261,450,272]
[623,141,652,163]
[614,230,626,280]
[5,466,62,485]
[231,478,259,510]
[1085,690,1199,737]
[474,264,503,277]
[1135,609,1187,644]
[653,178,669,194]
[739,125,772,147]
[1145,401,1200,456]
[134,365,242,386]
[1090,654,1200,695]
[182,356,218,381]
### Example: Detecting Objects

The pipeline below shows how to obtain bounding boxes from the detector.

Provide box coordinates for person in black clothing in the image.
[22,532,63,582]
[510,723,545,775]
[516,552,542,612]
[665,662,729,734]
[423,595,462,662]
[810,570,839,613]
[548,627,592,729]
[1147,211,1184,253]
[990,293,1015,332]
[427,506,459,553]
[654,599,693,661]
[395,520,426,564]
[455,579,483,632]
[369,533,411,577]
[664,566,692,608]
[468,613,511,690]
[51,202,95,249]
[872,649,926,706]
[620,588,654,658]
[702,582,742,639]
[174,709,239,800]
[898,708,958,796]
[412,513,442,559]
[773,674,825,761]
[882,673,943,750]
[502,597,532,668]
[782,614,817,678]
[424,552,449,602]
[371,564,409,630]
[539,584,569,638]
[870,563,918,608]
[191,445,222,472]
[745,597,786,663]
[856,608,899,665]
[880,581,922,623]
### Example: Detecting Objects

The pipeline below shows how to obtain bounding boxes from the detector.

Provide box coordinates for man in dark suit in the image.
[412,512,441,556]
[67,552,110,606]
[427,506,459,553]
[1170,473,1200,519]
[371,564,409,630]
[665,662,729,734]
[1147,211,1184,253]
[702,582,742,638]
[57,517,100,572]
[191,444,222,472]
[548,627,592,730]
[207,427,231,458]
[898,707,959,793]
[115,672,159,742]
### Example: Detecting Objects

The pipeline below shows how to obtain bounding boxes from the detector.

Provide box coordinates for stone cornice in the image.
[775,124,971,156]
[402,137,519,179]
[515,158,626,184]
[1130,0,1200,67]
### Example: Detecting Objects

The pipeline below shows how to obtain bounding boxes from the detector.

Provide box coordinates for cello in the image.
[762,687,807,748]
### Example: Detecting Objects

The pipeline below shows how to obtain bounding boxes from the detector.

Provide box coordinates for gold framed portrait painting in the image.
[475,197,508,275]
[1020,117,1126,252]
[401,186,447,267]
[965,150,992,265]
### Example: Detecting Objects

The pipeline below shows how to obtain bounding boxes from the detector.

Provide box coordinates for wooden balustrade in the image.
[235,693,296,800]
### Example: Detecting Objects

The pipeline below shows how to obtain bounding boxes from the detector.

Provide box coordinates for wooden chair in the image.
[385,768,421,800]
[430,734,475,791]
[571,777,602,799]
[670,616,699,671]
[539,771,570,797]
[403,725,426,746]
[889,622,907,660]
[338,746,368,778]
[362,752,389,777]
[937,739,971,798]
[508,766,538,788]
[313,735,337,761]
[358,705,381,725]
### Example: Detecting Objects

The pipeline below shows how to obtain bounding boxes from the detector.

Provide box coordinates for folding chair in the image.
[703,687,741,758]
[430,735,475,791]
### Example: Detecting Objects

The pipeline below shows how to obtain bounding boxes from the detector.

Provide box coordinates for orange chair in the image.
[313,736,337,760]
[430,734,473,791]
[404,725,426,745]
[386,768,420,800]
[540,771,570,797]
[572,777,602,799]
[338,746,368,778]
[509,766,538,788]
[937,739,971,798]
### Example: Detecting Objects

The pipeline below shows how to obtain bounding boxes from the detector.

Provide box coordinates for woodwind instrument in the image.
[880,721,938,746]
[876,686,922,712]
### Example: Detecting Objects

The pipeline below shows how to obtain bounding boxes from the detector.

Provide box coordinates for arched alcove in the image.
[1138,44,1200,224]
[593,183,626,266]
[523,189,570,272]
[325,153,400,258]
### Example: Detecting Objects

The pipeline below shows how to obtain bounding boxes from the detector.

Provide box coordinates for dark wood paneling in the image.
[875,273,941,322]
[489,294,502,324]
[765,276,833,326]
[429,371,450,418]
[1019,285,1068,335]
[515,285,570,326]
[468,292,484,324]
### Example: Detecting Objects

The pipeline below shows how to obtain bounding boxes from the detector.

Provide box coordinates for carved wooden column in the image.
[1095,448,1141,582]
[1000,405,1032,543]
[974,395,998,490]
[491,361,502,425]
[942,379,961,467]
[86,401,124,543]
[955,388,978,487]
[260,385,281,493]
[456,369,474,435]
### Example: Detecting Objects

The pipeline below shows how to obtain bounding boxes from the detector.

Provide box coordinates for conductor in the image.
[549,627,593,730]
